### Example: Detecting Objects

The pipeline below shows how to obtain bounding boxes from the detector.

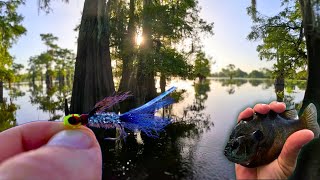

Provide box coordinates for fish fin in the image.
[301,103,320,137]
[280,109,298,120]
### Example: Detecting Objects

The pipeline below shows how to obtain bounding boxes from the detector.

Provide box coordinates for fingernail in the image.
[47,130,93,149]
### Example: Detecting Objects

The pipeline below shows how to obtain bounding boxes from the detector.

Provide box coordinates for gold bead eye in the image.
[63,114,82,128]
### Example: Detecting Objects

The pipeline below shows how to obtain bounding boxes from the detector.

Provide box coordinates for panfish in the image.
[224,103,320,168]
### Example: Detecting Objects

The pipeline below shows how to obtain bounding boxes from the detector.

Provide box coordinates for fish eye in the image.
[252,130,264,141]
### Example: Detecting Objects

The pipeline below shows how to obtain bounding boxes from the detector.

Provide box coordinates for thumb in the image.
[277,129,314,177]
[0,129,102,180]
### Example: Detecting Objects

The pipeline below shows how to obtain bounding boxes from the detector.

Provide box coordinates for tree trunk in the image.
[70,0,115,114]
[274,74,285,102]
[299,0,320,119]
[58,71,65,86]
[160,73,166,93]
[136,0,157,105]
[118,0,136,92]
[45,69,53,89]
[0,81,3,103]
[32,72,35,85]
[291,1,320,179]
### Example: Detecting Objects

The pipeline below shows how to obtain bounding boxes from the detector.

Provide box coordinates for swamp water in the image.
[0,78,306,179]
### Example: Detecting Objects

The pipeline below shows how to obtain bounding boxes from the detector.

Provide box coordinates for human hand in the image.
[0,121,102,180]
[235,102,314,179]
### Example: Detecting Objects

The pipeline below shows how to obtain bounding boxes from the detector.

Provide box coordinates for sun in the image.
[136,34,143,46]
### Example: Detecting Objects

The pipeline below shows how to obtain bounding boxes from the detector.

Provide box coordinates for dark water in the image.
[0,78,306,179]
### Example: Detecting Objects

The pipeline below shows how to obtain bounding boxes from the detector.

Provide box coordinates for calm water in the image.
[0,78,306,179]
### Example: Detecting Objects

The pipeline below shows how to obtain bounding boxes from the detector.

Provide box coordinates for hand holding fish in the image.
[232,102,315,179]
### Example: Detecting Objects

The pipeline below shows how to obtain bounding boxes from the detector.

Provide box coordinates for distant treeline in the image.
[211,64,307,80]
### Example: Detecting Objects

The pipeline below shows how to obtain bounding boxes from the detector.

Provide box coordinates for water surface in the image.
[0,78,306,179]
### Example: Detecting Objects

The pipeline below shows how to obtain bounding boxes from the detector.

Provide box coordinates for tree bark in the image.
[0,81,3,103]
[290,1,320,179]
[160,73,166,93]
[274,74,284,102]
[299,0,320,117]
[32,72,35,85]
[45,69,53,89]
[70,0,115,113]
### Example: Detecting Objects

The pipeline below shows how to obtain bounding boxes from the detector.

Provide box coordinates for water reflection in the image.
[8,86,26,100]
[0,79,308,179]
[275,80,306,109]
[248,79,265,87]
[217,79,247,95]
[188,80,210,112]
[219,79,247,87]
[28,82,71,120]
[99,80,213,179]
[215,78,275,95]
[177,80,213,136]
[0,84,23,131]
[0,99,17,132]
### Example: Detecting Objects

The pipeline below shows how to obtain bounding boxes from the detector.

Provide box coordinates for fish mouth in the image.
[224,146,252,164]
[224,149,244,163]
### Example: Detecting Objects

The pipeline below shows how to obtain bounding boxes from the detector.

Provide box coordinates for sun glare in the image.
[136,34,143,46]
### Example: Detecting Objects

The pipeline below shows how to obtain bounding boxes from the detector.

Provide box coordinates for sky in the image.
[10,0,283,73]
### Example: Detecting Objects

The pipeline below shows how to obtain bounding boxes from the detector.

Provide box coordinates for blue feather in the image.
[119,87,176,137]
[120,86,176,117]
[123,115,171,138]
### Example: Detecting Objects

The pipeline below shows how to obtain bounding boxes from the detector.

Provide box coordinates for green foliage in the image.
[296,70,307,80]
[146,0,214,79]
[0,0,26,82]
[12,63,24,73]
[29,82,71,121]
[108,0,133,53]
[155,47,192,77]
[260,68,273,78]
[247,0,306,79]
[9,63,24,82]
[27,34,75,84]
[0,100,17,132]
[213,67,272,79]
[193,51,212,79]
[146,0,214,42]
[221,64,236,79]
[54,48,75,83]
[248,70,266,78]
[234,68,248,77]
[38,0,69,13]
[40,33,58,50]
[28,56,43,82]
[0,68,14,83]
[108,0,214,83]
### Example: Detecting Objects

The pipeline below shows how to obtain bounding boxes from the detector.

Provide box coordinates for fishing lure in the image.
[64,87,177,140]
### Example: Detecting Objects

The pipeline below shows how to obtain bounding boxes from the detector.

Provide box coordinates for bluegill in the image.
[224,103,320,168]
